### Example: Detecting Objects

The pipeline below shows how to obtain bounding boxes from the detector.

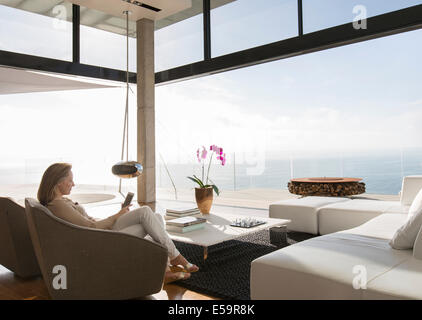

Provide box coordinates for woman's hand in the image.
[117,204,132,216]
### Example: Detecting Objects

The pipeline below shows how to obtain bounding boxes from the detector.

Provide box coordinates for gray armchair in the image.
[24,198,168,300]
[0,197,41,278]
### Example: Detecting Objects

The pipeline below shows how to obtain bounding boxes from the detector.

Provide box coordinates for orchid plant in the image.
[187,145,226,196]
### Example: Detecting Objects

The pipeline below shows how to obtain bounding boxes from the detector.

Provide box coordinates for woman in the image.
[37,163,199,284]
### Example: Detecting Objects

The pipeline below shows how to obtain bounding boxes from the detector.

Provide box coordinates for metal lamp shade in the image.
[112,161,143,179]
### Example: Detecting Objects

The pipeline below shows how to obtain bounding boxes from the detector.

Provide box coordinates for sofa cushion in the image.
[390,204,422,250]
[400,176,422,206]
[318,200,404,235]
[408,187,422,217]
[269,197,350,234]
[389,188,422,249]
[250,232,411,300]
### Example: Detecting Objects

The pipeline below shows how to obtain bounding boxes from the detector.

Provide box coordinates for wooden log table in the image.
[288,177,365,197]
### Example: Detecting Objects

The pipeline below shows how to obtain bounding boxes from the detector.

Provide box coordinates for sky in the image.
[0,1,422,185]
[155,0,422,162]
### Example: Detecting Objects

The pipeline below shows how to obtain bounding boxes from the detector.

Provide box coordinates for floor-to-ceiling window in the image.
[156,27,422,200]
[0,3,139,194]
[0,85,137,193]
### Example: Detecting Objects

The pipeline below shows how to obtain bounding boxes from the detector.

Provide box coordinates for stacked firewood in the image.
[288,181,366,197]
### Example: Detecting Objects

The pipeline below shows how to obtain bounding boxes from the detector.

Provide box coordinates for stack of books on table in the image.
[166,206,200,217]
[166,216,207,233]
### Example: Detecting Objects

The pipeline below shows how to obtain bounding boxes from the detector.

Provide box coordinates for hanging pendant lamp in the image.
[112,10,143,194]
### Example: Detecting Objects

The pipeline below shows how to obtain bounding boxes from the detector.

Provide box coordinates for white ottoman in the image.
[269,197,351,234]
[318,199,402,235]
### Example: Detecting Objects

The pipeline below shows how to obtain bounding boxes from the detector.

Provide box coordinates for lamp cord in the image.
[119,11,130,196]
[126,10,129,163]
[121,10,129,163]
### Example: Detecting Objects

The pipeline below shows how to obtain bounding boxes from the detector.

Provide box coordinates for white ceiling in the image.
[67,0,192,22]
[0,66,120,95]
[156,0,235,30]
[0,0,235,36]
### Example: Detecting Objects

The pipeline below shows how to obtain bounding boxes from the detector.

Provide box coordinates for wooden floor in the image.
[0,264,218,300]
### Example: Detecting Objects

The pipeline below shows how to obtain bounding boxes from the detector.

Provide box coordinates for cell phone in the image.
[122,192,134,208]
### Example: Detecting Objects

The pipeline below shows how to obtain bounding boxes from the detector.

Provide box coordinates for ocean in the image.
[158,149,422,195]
[1,149,422,196]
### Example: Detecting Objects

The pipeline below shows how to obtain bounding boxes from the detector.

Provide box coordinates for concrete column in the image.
[136,18,155,204]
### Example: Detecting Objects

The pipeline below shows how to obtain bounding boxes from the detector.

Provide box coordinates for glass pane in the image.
[303,0,422,34]
[156,29,422,203]
[0,85,137,193]
[80,7,137,72]
[155,0,203,72]
[0,2,72,60]
[211,0,298,58]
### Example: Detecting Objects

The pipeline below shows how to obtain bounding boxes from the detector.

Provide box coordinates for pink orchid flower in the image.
[220,153,226,166]
[196,148,201,163]
[201,146,208,159]
[210,145,223,155]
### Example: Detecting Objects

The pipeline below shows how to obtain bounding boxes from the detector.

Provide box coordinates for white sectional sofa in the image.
[269,176,418,235]
[251,175,422,300]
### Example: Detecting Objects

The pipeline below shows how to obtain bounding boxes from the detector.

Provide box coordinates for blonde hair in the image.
[37,163,72,205]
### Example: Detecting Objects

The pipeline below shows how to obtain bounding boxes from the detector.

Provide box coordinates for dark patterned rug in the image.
[173,229,315,300]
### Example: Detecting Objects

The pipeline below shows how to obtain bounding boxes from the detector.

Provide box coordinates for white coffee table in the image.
[166,212,290,261]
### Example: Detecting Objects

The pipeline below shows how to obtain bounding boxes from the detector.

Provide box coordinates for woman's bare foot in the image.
[169,263,199,273]
[170,254,199,273]
[164,270,191,284]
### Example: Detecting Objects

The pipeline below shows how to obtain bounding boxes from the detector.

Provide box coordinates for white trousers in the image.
[112,206,180,260]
